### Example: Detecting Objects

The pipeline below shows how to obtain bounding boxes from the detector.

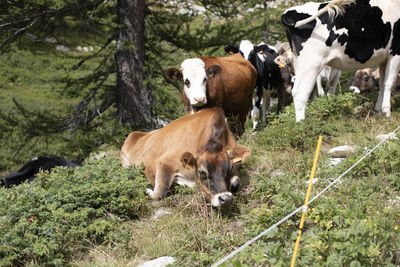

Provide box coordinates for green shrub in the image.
[0,157,150,266]
[254,93,361,152]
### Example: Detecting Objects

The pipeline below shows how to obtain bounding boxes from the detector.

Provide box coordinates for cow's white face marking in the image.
[181,58,207,106]
[239,40,254,60]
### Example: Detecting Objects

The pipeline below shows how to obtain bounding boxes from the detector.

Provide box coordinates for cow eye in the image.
[198,170,207,180]
[203,78,207,83]
[184,79,190,86]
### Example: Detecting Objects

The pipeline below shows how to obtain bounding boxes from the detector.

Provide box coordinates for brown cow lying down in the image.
[120,108,251,208]
[349,68,400,94]
[165,53,257,137]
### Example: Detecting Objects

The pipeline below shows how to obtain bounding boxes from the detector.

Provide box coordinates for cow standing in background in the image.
[281,0,400,122]
[121,108,251,208]
[275,41,296,96]
[225,40,291,129]
[165,54,256,136]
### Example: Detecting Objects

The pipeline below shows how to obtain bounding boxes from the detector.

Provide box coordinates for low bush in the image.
[0,157,150,266]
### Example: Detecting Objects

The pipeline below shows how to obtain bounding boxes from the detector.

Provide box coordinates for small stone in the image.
[270,169,284,178]
[138,256,176,267]
[375,133,398,142]
[329,145,356,158]
[153,208,172,220]
[327,158,345,166]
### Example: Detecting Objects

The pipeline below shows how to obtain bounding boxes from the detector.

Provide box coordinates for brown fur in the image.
[176,54,257,136]
[121,108,250,206]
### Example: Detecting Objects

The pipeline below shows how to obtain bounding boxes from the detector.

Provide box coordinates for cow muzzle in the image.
[349,86,361,94]
[192,96,207,106]
[211,192,233,208]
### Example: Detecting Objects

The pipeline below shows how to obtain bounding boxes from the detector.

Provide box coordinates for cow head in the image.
[165,58,222,106]
[193,145,250,208]
[349,68,376,94]
[274,53,296,94]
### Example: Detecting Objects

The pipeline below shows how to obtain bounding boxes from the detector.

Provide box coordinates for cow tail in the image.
[294,0,356,28]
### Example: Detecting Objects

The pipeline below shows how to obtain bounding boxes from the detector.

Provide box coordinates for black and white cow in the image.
[225,40,291,129]
[282,0,400,122]
[0,156,81,188]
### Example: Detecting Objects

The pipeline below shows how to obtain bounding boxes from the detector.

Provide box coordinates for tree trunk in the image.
[115,0,156,130]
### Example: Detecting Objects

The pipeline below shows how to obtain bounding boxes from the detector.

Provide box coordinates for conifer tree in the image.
[0,0,269,131]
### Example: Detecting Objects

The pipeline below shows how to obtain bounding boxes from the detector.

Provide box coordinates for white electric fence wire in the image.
[211,125,400,267]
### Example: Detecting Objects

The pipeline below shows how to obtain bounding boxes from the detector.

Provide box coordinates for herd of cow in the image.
[2,0,400,209]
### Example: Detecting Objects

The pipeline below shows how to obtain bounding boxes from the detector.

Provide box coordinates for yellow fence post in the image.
[290,135,323,267]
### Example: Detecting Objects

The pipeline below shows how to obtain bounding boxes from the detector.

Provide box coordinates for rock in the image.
[138,256,176,267]
[56,45,69,52]
[89,152,106,161]
[327,158,345,167]
[329,145,356,158]
[43,37,57,44]
[270,169,284,178]
[153,208,172,220]
[375,133,399,142]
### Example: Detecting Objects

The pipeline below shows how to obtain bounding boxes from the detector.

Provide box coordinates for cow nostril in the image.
[195,97,205,103]
[218,194,233,205]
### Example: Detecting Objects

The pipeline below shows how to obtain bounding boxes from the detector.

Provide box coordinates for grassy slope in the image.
[1,4,400,266]
[67,94,400,267]
[1,49,400,265]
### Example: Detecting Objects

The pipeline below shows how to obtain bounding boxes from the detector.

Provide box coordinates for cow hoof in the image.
[382,108,391,118]
[145,188,154,197]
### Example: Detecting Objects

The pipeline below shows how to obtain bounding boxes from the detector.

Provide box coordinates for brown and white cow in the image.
[165,54,257,136]
[350,68,400,94]
[120,108,251,208]
[349,68,377,94]
[275,42,296,96]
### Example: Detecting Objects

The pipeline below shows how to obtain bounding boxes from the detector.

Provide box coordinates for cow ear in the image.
[255,44,268,54]
[165,68,183,81]
[274,56,286,68]
[181,152,196,169]
[206,65,222,79]
[227,145,251,164]
[224,45,239,55]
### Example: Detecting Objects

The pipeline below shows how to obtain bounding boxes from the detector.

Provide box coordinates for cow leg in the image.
[375,63,386,112]
[316,74,325,96]
[251,94,260,130]
[375,56,400,117]
[292,65,324,122]
[328,71,341,95]
[262,90,272,122]
[151,160,174,200]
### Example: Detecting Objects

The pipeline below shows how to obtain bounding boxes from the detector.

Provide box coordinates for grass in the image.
[1,16,400,267]
[2,70,400,265]
[60,94,400,266]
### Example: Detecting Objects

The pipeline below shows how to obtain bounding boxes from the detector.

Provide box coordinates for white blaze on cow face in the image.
[181,58,207,106]
[239,40,254,60]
